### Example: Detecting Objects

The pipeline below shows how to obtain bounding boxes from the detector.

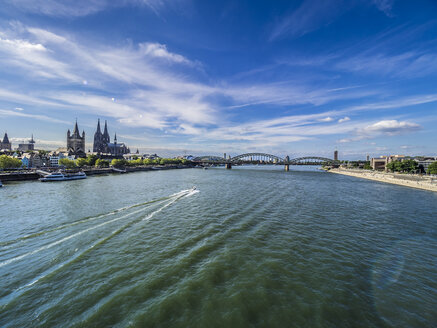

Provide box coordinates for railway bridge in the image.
[192,153,339,171]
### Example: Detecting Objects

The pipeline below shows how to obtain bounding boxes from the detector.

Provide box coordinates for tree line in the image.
[59,155,191,169]
[0,154,191,170]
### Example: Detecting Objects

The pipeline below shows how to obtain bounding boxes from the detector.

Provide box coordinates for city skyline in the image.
[1,1,437,159]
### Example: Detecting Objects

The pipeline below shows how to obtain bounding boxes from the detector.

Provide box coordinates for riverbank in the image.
[328,168,437,192]
[0,164,193,182]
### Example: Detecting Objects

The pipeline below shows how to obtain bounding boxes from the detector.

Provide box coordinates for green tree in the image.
[95,159,110,168]
[401,159,418,173]
[0,155,23,169]
[386,162,395,172]
[86,154,99,166]
[111,159,126,168]
[59,158,77,169]
[130,158,143,166]
[363,162,372,170]
[427,162,437,175]
[76,158,88,167]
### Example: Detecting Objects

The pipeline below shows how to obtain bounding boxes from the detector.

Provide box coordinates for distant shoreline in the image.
[328,168,437,192]
[0,165,193,183]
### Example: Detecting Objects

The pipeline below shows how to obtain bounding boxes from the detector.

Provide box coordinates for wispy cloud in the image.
[0,23,386,134]
[338,116,350,123]
[276,22,437,78]
[0,109,70,124]
[372,0,395,17]
[139,42,198,66]
[5,0,170,17]
[270,0,346,41]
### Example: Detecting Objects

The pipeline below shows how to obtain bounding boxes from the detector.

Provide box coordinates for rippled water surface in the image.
[1,166,436,327]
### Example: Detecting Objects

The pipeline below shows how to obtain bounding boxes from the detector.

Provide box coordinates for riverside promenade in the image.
[0,164,193,182]
[329,168,437,192]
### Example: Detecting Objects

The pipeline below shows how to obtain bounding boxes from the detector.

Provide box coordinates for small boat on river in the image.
[40,171,87,182]
[0,180,3,187]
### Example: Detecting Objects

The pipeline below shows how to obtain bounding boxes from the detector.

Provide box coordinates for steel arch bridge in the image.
[231,153,284,163]
[289,156,336,164]
[192,155,226,162]
[192,153,338,165]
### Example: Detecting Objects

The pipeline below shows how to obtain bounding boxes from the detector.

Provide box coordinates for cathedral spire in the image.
[103,120,110,143]
[96,119,101,134]
[73,119,79,136]
[3,132,9,144]
[104,120,109,135]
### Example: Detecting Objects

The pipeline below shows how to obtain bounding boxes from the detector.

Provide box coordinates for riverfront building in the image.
[67,121,86,158]
[371,155,405,171]
[0,132,11,150]
[17,135,35,151]
[93,119,130,156]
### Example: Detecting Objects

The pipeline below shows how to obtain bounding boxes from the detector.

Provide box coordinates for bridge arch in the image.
[230,153,284,163]
[288,156,336,164]
[192,156,225,162]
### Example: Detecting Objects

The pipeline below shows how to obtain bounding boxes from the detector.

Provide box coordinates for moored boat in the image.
[40,171,87,182]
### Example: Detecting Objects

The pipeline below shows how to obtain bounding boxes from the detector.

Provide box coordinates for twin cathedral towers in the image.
[67,119,130,157]
[93,119,130,156]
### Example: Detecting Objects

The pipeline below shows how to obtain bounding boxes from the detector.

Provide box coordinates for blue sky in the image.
[0,0,436,159]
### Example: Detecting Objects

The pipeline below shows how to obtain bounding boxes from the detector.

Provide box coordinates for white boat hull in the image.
[40,172,87,182]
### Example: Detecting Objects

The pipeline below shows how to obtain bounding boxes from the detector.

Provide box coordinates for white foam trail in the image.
[0,188,198,306]
[0,196,174,249]
[0,206,145,268]
[0,189,194,268]
[142,188,198,222]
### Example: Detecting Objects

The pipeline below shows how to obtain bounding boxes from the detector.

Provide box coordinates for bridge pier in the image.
[225,163,232,169]
[284,164,289,171]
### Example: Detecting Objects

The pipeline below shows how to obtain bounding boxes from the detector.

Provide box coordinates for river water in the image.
[0,166,436,327]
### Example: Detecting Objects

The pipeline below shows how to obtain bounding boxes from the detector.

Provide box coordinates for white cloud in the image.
[362,120,421,135]
[338,119,421,143]
[318,117,334,122]
[338,116,350,123]
[139,42,195,66]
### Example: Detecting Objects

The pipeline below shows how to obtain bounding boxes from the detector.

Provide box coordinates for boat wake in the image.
[0,190,194,249]
[0,188,198,307]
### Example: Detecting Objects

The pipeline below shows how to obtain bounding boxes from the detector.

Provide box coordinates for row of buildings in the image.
[0,133,36,152]
[4,151,76,168]
[6,150,160,169]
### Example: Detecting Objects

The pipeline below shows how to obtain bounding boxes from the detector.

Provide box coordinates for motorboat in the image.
[40,171,87,182]
[111,167,127,173]
[0,180,3,187]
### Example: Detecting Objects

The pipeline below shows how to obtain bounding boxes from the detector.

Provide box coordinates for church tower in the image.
[1,132,12,150]
[67,120,86,157]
